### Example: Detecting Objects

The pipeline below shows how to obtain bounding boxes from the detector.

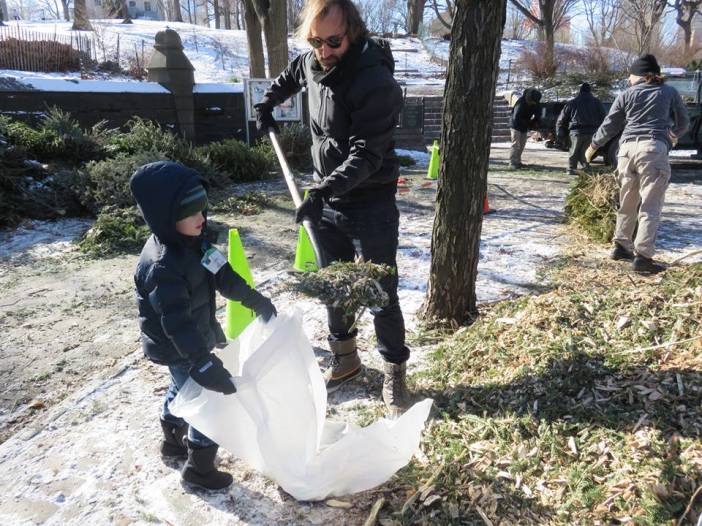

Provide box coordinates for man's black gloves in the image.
[295,188,329,225]
[189,354,237,395]
[254,102,279,133]
[245,290,277,322]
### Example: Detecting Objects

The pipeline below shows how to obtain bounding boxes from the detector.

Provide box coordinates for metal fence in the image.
[0,24,95,72]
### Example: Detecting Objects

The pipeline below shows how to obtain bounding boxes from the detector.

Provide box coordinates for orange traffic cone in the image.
[483,193,494,214]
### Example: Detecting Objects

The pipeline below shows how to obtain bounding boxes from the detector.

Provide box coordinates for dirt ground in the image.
[0,142,700,525]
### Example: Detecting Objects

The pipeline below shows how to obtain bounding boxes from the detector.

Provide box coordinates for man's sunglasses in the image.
[307,34,345,49]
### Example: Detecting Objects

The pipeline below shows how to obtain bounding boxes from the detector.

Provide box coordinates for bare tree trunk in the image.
[60,0,70,20]
[72,0,93,30]
[244,0,265,77]
[509,0,578,70]
[421,1,507,324]
[118,0,133,23]
[233,0,240,29]
[669,0,702,55]
[252,0,289,77]
[213,0,220,28]
[171,0,183,22]
[222,0,231,29]
[406,0,425,34]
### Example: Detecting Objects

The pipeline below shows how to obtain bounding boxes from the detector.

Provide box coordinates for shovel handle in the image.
[267,129,326,268]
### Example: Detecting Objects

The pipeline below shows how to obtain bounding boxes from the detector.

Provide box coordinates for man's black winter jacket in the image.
[260,38,403,205]
[510,88,542,133]
[556,91,607,136]
[130,161,262,366]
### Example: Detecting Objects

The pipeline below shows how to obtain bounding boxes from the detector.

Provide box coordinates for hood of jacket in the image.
[130,161,205,246]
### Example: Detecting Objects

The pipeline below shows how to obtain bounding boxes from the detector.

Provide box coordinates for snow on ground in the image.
[0,218,92,262]
[1,143,701,524]
[0,20,445,85]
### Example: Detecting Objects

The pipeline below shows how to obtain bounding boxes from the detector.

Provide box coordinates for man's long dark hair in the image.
[296,0,369,45]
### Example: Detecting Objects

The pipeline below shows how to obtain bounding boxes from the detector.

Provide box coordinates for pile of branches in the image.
[564,170,619,243]
[0,138,84,228]
[286,260,393,319]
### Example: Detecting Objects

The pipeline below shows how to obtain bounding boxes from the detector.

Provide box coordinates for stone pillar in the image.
[147,28,195,141]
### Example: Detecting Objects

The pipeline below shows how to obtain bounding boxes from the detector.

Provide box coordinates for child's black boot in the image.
[160,420,187,458]
[182,440,233,490]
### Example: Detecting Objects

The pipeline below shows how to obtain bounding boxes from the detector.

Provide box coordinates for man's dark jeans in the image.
[161,364,215,448]
[316,198,409,364]
[569,133,593,170]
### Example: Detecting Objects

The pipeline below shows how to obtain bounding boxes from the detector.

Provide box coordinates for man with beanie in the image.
[130,161,277,490]
[509,87,542,169]
[252,0,410,416]
[556,83,606,175]
[587,54,689,274]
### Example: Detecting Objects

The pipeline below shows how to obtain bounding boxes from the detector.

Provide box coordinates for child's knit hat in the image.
[176,183,208,221]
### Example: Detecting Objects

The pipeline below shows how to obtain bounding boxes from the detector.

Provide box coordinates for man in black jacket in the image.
[556,83,606,174]
[254,0,410,415]
[130,161,276,490]
[509,88,541,169]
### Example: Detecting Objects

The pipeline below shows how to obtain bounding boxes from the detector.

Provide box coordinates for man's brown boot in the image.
[324,337,362,393]
[382,361,411,416]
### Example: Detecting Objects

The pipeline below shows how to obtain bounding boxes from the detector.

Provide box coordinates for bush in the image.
[195,139,275,183]
[0,108,108,163]
[107,117,228,187]
[77,150,167,213]
[79,206,150,257]
[518,42,558,80]
[108,117,193,159]
[564,171,618,243]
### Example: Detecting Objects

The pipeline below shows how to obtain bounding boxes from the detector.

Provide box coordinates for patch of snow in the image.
[0,219,92,261]
[193,83,243,93]
[18,77,169,93]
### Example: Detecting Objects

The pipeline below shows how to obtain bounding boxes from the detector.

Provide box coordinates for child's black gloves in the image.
[295,188,329,225]
[246,291,277,322]
[189,354,237,395]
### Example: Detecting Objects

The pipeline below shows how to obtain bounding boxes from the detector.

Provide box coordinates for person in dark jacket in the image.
[130,161,277,490]
[556,82,606,174]
[254,0,409,415]
[509,88,542,169]
[586,54,689,274]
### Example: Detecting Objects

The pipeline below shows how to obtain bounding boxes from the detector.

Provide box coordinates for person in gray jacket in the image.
[586,54,689,274]
[556,83,606,174]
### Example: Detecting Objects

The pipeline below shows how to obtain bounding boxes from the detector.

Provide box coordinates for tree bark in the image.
[214,0,221,28]
[668,0,702,55]
[60,0,70,21]
[171,0,183,22]
[72,0,93,30]
[222,0,232,29]
[407,0,426,34]
[421,1,507,325]
[252,0,289,77]
[244,0,265,77]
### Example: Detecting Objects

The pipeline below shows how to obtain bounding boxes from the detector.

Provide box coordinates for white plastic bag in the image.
[169,308,432,501]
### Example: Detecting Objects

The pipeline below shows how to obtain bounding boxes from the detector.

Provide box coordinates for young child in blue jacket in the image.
[130,161,276,490]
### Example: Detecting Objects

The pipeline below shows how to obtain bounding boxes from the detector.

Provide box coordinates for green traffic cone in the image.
[293,224,319,272]
[225,228,256,340]
[426,140,439,180]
